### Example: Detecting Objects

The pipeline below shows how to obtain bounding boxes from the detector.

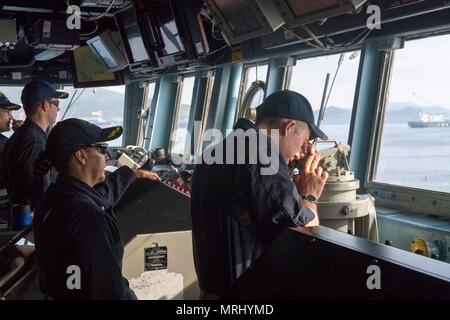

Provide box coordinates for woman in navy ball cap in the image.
[32,118,160,300]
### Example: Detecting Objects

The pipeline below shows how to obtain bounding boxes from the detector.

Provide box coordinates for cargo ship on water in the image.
[408,113,450,128]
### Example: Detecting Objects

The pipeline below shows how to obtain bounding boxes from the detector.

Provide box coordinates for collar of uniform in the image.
[234,118,257,131]
[23,118,48,138]
[55,174,107,209]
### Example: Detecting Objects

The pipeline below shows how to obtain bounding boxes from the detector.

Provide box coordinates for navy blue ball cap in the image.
[46,118,122,169]
[21,80,69,106]
[256,90,328,141]
[0,91,21,111]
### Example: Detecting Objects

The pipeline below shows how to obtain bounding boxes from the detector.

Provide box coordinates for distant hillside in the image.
[0,86,125,121]
[4,83,450,126]
[59,88,124,121]
[384,103,450,123]
[313,106,352,125]
[313,103,450,124]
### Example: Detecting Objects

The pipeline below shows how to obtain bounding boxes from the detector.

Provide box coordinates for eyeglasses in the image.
[66,143,109,155]
[45,99,59,107]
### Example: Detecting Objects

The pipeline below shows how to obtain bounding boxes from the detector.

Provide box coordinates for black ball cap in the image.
[46,118,123,169]
[256,90,328,141]
[21,80,69,106]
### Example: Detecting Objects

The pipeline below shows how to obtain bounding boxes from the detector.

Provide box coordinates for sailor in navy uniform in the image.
[32,118,160,300]
[0,91,22,221]
[4,80,68,212]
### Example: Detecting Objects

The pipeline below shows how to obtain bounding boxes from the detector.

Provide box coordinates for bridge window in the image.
[287,52,361,144]
[137,82,157,147]
[170,75,195,155]
[0,86,26,139]
[197,74,215,153]
[57,85,126,146]
[0,85,126,147]
[372,34,450,193]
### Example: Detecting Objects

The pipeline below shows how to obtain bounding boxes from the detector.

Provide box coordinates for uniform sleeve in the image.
[0,136,8,188]
[17,137,47,209]
[248,163,316,239]
[66,201,127,299]
[93,166,136,206]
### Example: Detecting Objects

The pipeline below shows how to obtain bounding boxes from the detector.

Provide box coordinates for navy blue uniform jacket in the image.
[33,166,137,299]
[3,119,50,210]
[191,118,315,296]
[0,134,10,207]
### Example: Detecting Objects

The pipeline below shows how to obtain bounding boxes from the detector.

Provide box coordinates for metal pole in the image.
[317,73,330,128]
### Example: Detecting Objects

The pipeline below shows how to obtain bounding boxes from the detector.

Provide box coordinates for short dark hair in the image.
[256,116,309,134]
[23,100,43,118]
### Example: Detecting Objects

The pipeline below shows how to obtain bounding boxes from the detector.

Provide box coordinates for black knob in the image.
[385,240,392,246]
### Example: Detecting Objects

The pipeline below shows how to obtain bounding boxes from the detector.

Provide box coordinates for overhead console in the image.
[114,4,159,72]
[112,0,211,73]
[203,0,285,45]
[1,0,450,85]
[276,0,367,27]
[144,0,209,67]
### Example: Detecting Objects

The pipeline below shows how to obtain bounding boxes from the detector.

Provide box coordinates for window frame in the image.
[168,74,196,156]
[286,50,362,145]
[197,74,215,154]
[137,81,157,147]
[364,39,450,218]
[235,62,268,124]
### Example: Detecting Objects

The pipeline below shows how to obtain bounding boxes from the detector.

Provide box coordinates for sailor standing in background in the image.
[0,91,23,222]
[3,80,67,212]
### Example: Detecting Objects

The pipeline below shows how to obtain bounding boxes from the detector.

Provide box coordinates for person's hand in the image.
[299,142,319,160]
[12,120,24,131]
[293,154,328,199]
[133,169,161,181]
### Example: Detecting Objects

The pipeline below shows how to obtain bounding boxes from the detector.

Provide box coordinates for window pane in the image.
[0,85,126,147]
[172,76,195,154]
[244,64,268,93]
[374,35,450,192]
[288,52,360,144]
[236,64,268,120]
[0,86,26,139]
[147,82,156,108]
[58,85,126,147]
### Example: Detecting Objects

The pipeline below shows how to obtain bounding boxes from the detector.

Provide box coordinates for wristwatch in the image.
[302,194,318,203]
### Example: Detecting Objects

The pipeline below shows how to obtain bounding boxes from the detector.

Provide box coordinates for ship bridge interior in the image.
[0,0,449,300]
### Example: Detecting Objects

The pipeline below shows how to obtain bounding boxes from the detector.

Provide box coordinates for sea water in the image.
[321,123,450,193]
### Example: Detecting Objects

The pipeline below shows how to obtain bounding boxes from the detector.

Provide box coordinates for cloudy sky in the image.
[84,32,450,111]
[289,33,450,110]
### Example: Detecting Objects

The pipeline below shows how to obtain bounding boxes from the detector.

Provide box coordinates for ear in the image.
[42,100,49,112]
[281,120,296,137]
[74,149,88,165]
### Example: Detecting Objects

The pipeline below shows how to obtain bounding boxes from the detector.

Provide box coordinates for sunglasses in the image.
[66,143,109,154]
[45,99,60,107]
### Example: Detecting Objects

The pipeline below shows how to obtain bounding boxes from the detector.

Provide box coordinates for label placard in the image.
[144,246,168,271]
